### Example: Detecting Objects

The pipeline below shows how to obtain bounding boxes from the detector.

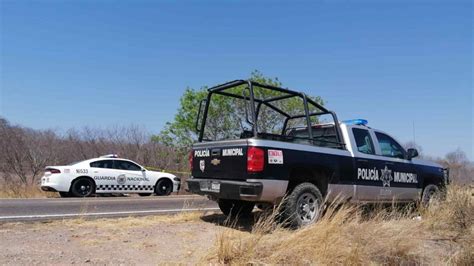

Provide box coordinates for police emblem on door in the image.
[200,160,205,172]
[117,174,126,185]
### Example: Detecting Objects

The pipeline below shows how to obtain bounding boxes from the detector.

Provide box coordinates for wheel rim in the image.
[75,180,92,196]
[427,187,438,204]
[296,192,319,225]
[157,182,171,194]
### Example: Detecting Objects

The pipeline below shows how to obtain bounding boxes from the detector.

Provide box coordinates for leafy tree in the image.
[152,70,324,149]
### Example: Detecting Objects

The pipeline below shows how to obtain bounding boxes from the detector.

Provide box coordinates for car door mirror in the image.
[141,168,146,172]
[407,148,419,160]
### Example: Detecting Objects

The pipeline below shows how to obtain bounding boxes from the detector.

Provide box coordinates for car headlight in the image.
[173,177,181,182]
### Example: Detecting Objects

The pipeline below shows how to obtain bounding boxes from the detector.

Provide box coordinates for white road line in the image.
[0,196,201,201]
[0,207,220,221]
[45,197,202,203]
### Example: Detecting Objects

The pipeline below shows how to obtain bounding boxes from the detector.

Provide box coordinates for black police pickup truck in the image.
[187,80,449,227]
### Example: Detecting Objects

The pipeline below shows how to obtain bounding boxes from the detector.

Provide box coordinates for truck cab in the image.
[187,80,448,227]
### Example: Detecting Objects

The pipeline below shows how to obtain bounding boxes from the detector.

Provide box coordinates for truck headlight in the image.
[443,168,449,184]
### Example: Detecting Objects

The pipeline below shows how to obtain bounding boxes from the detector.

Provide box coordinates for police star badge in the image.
[380,165,393,187]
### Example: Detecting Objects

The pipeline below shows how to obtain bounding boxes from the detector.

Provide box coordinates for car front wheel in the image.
[155,179,173,196]
[70,178,95,197]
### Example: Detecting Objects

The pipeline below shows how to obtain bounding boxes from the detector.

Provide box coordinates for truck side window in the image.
[375,132,406,159]
[352,128,375,155]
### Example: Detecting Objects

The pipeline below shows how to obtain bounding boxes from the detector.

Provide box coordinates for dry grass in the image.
[204,185,473,265]
[0,183,54,198]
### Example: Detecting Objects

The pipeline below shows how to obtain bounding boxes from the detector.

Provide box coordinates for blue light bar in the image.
[343,119,368,126]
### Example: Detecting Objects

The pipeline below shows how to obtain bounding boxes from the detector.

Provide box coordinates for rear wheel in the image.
[155,179,173,196]
[280,182,323,228]
[218,199,255,217]
[70,177,95,197]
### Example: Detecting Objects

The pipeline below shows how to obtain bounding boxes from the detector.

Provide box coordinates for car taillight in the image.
[46,168,61,174]
[189,151,193,171]
[247,147,265,172]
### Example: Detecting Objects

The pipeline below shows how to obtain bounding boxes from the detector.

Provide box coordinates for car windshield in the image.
[197,80,344,149]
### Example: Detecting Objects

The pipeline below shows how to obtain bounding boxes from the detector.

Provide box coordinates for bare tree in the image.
[441,149,472,185]
[0,117,188,191]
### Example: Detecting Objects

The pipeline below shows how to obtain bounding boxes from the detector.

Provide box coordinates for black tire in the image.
[59,192,71,198]
[155,179,173,196]
[138,193,152,197]
[218,199,255,217]
[70,177,95,197]
[421,184,440,207]
[280,182,323,228]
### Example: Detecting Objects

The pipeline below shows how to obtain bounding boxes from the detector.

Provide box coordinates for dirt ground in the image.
[0,211,232,265]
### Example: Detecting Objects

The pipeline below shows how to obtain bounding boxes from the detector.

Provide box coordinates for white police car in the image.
[40,155,180,197]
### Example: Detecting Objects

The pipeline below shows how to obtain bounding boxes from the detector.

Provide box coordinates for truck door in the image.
[351,127,386,201]
[373,132,419,201]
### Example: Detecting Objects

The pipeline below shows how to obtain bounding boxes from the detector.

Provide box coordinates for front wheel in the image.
[70,177,95,197]
[280,182,323,228]
[421,184,440,206]
[155,179,173,196]
[218,199,255,217]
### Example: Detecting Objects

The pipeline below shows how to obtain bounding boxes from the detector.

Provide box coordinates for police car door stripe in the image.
[97,185,154,191]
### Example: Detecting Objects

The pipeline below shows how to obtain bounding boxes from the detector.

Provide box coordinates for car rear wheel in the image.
[218,199,255,217]
[155,179,173,196]
[280,182,323,228]
[70,177,95,197]
[138,193,152,197]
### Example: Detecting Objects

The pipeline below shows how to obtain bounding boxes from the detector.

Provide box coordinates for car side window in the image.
[375,132,406,159]
[352,128,375,155]
[90,160,114,169]
[114,160,141,171]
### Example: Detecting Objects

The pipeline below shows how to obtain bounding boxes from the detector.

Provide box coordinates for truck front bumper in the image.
[187,178,288,203]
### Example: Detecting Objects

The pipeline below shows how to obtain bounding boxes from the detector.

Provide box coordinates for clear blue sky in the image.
[1,0,472,160]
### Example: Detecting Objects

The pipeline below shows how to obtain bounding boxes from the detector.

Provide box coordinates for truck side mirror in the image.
[407,148,419,160]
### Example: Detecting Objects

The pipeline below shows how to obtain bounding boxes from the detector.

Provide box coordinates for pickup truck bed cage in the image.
[197,80,346,149]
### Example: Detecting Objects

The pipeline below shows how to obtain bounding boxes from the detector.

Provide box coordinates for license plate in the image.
[211,182,220,191]
[200,181,220,192]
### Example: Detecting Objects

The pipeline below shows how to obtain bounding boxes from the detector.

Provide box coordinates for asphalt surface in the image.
[0,195,218,222]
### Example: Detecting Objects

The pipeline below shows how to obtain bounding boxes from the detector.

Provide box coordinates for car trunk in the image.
[191,139,249,180]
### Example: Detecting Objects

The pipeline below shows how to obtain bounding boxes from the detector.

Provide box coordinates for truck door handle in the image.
[211,149,221,156]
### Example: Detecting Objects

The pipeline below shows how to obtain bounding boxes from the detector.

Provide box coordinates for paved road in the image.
[0,196,218,222]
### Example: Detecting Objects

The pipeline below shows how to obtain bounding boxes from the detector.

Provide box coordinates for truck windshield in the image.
[197,80,344,149]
